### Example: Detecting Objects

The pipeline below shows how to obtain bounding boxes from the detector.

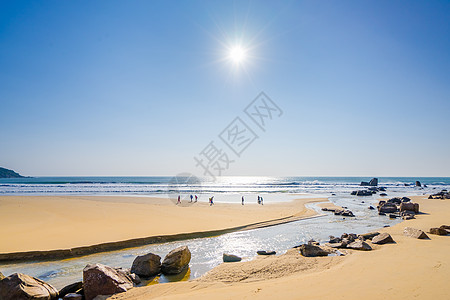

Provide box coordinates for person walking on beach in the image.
[242,196,245,205]
[209,196,214,206]
[190,194,193,203]
[257,196,260,205]
[177,195,181,205]
[194,195,198,203]
[260,196,264,205]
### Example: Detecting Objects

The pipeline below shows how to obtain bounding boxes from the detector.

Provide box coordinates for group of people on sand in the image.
[176,194,198,205]
[241,195,264,205]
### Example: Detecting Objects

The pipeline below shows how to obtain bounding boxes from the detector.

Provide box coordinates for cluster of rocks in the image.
[351,186,386,196]
[360,178,378,186]
[0,246,191,300]
[376,197,419,220]
[403,225,449,239]
[325,232,394,251]
[322,207,355,217]
[428,190,450,200]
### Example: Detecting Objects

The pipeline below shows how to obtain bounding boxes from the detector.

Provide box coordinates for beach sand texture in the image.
[0,196,322,255]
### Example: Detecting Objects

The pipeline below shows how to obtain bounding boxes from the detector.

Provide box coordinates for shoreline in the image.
[111,195,450,300]
[0,195,325,262]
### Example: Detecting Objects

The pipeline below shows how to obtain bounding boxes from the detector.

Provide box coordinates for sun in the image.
[228,45,247,65]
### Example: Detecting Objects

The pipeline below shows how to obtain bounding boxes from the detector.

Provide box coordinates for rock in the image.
[403,227,429,239]
[360,181,369,186]
[389,214,398,219]
[380,193,388,197]
[0,271,4,281]
[83,263,134,300]
[401,197,411,202]
[328,242,344,248]
[372,232,395,244]
[256,250,276,255]
[329,236,341,243]
[415,181,421,187]
[400,202,419,213]
[114,268,140,285]
[131,252,161,277]
[64,294,83,300]
[429,227,448,235]
[351,190,373,196]
[0,273,59,300]
[223,253,242,262]
[161,246,191,274]
[59,282,83,299]
[298,244,330,257]
[347,240,372,251]
[358,232,380,240]
[379,202,398,213]
[387,197,402,205]
[440,225,450,230]
[369,178,378,186]
[335,209,355,217]
[403,215,415,220]
[369,206,375,210]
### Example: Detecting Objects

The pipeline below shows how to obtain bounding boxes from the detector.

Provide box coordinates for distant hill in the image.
[0,167,25,178]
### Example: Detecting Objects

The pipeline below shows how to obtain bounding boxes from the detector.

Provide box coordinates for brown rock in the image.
[59,282,82,299]
[0,271,4,281]
[429,227,448,235]
[403,227,429,239]
[298,244,331,257]
[347,240,372,251]
[372,232,395,244]
[161,246,191,275]
[0,273,59,300]
[400,202,419,213]
[131,252,161,277]
[83,263,133,300]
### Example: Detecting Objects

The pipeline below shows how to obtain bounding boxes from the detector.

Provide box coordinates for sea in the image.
[0,176,449,202]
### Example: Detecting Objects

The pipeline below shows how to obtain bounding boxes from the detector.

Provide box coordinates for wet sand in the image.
[0,195,324,259]
[111,195,450,300]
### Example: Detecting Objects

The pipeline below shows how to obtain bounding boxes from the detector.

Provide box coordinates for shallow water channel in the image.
[0,196,402,289]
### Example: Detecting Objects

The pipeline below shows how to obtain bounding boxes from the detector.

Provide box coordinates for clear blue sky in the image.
[1,1,449,177]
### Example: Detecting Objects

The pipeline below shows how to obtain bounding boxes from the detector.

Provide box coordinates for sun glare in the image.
[228,46,247,65]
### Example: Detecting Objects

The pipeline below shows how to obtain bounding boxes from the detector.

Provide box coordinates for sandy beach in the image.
[107,195,450,300]
[0,195,323,256]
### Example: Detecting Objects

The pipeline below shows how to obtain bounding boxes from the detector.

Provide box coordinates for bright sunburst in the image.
[228,45,247,65]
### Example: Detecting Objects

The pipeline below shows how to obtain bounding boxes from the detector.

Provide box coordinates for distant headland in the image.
[0,167,25,178]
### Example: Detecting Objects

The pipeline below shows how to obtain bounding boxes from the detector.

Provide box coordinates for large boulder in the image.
[161,246,191,275]
[223,253,242,262]
[131,253,161,277]
[0,273,59,300]
[399,202,419,213]
[379,202,398,214]
[403,227,429,239]
[415,181,421,187]
[372,232,395,244]
[429,227,448,235]
[347,240,372,251]
[387,197,402,205]
[83,263,134,300]
[298,244,330,257]
[369,178,378,186]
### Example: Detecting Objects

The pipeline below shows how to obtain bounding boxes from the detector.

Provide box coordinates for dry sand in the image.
[0,195,323,254]
[110,195,450,300]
